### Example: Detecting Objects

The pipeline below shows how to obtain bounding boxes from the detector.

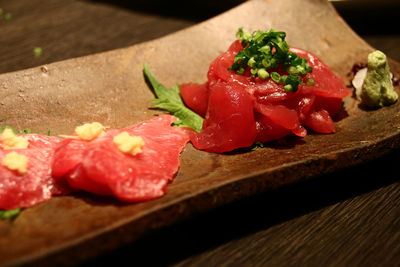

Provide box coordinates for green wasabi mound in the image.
[361,50,398,109]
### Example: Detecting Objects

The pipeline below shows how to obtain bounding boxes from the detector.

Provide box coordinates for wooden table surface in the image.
[1,0,399,266]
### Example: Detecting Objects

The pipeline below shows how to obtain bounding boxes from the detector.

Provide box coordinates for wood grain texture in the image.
[0,0,399,266]
[0,0,195,74]
[86,151,400,266]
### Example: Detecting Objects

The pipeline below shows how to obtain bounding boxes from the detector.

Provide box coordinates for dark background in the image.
[0,0,399,266]
[0,0,399,75]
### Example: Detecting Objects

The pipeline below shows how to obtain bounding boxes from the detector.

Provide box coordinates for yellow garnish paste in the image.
[74,122,105,140]
[1,128,29,149]
[113,132,145,156]
[2,151,29,174]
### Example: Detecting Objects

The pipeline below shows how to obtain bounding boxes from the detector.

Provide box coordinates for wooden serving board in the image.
[1,0,399,265]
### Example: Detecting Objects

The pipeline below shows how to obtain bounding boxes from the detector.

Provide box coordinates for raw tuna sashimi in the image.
[190,81,257,153]
[52,115,190,202]
[180,39,351,153]
[0,134,70,210]
[180,82,209,117]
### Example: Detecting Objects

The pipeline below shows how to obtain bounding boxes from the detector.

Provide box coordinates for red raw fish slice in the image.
[312,95,343,117]
[67,165,112,195]
[109,173,168,202]
[227,39,244,54]
[280,94,316,121]
[255,114,290,143]
[208,41,251,86]
[84,116,188,183]
[303,109,335,133]
[252,79,290,103]
[52,115,189,202]
[52,139,88,178]
[0,134,68,210]
[254,103,307,137]
[180,82,209,117]
[180,41,349,153]
[191,81,257,153]
[290,47,351,99]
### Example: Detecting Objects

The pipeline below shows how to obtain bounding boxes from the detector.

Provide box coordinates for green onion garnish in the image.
[229,28,313,92]
[271,72,281,83]
[33,47,42,57]
[257,68,269,80]
[4,12,12,21]
[306,78,315,86]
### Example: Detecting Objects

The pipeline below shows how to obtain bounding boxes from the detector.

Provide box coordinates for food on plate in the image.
[113,132,145,156]
[0,128,69,211]
[146,29,351,153]
[0,208,20,219]
[2,151,29,174]
[0,115,189,213]
[2,128,29,149]
[0,28,354,213]
[353,50,398,109]
[143,64,204,132]
[74,122,105,140]
[52,115,190,202]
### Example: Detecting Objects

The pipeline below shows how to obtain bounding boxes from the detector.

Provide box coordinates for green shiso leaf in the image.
[0,208,21,220]
[143,64,204,132]
[0,125,50,135]
[251,142,265,151]
[0,126,30,134]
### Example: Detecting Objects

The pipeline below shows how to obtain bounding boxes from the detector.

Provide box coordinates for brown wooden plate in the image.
[1,0,400,265]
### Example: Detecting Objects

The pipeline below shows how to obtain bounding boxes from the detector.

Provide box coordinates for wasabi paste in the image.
[361,50,398,109]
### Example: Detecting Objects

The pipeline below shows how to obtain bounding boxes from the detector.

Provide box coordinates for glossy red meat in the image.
[180,82,209,117]
[255,114,290,143]
[190,81,256,153]
[0,134,69,210]
[254,102,307,137]
[303,109,335,134]
[52,115,190,202]
[181,42,351,152]
[290,47,350,99]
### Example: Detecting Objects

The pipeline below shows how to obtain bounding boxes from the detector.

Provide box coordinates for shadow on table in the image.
[82,148,400,266]
[85,0,400,34]
[83,0,246,21]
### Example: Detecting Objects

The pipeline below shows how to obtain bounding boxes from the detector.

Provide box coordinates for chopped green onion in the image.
[33,47,42,57]
[236,67,245,75]
[4,12,11,21]
[0,8,3,16]
[258,45,270,54]
[236,28,252,42]
[250,68,258,75]
[284,84,293,92]
[271,72,281,83]
[229,28,313,92]
[257,68,269,80]
[306,78,315,86]
[247,57,256,67]
[288,66,298,74]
